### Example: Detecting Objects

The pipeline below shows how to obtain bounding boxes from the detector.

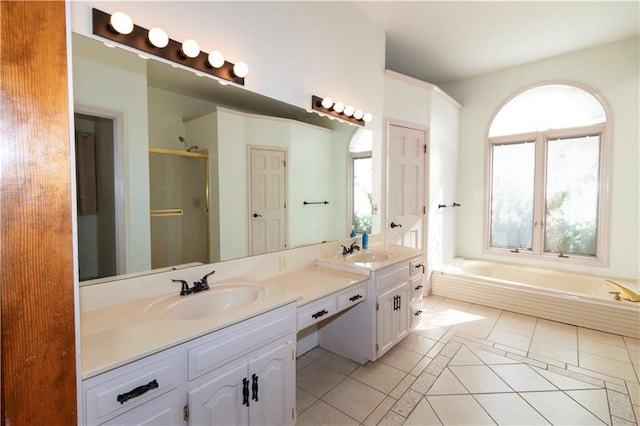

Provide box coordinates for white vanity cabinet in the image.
[409,258,426,328]
[82,304,296,426]
[376,280,411,355]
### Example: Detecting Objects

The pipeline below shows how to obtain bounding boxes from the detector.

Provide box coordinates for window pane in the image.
[491,142,535,249]
[545,135,600,256]
[352,156,372,234]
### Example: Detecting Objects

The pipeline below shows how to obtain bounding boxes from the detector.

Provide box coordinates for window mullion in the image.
[532,134,546,254]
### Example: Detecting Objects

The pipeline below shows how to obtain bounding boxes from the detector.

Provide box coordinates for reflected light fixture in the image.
[109,11,133,34]
[148,27,169,48]
[311,95,371,126]
[92,8,247,85]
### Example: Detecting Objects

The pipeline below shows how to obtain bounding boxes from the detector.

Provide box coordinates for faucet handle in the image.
[172,279,192,296]
[341,245,349,255]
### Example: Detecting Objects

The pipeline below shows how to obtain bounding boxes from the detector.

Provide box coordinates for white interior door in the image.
[250,147,287,255]
[387,124,427,248]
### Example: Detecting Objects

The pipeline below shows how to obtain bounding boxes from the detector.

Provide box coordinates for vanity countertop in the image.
[317,243,425,273]
[263,266,369,306]
[80,277,300,379]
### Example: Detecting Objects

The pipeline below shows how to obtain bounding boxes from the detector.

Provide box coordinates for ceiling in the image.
[350,1,640,85]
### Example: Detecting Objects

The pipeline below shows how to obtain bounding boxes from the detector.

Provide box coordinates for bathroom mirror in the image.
[72,33,374,284]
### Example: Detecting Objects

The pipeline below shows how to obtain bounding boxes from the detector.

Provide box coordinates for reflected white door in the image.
[387,124,427,248]
[250,148,287,255]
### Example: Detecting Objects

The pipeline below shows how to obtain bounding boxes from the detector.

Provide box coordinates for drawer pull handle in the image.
[252,373,259,401]
[312,309,328,319]
[117,379,159,404]
[414,284,423,291]
[414,310,423,316]
[242,378,250,406]
[349,294,363,302]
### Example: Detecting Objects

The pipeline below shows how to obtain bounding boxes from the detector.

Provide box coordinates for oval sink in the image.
[346,250,390,263]
[166,286,259,321]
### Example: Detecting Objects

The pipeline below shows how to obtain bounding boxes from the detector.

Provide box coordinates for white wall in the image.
[442,37,639,280]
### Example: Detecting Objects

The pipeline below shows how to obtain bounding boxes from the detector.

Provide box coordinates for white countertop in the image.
[317,243,425,273]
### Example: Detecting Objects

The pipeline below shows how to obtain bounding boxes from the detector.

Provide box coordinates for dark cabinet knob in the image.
[390,222,402,228]
[253,213,262,218]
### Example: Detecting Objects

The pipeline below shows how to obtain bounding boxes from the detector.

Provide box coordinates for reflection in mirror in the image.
[72,33,374,285]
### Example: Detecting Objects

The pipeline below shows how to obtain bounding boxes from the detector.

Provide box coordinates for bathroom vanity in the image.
[79,243,423,425]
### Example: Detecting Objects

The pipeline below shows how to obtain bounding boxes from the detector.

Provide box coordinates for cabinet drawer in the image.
[376,262,410,292]
[337,283,368,310]
[297,297,337,331]
[410,274,425,302]
[84,353,182,425]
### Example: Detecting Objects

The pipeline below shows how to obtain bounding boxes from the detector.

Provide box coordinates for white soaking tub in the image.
[431,259,640,339]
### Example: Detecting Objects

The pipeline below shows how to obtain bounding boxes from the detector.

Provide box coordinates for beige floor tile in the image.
[391,388,423,417]
[379,345,423,372]
[488,329,532,351]
[425,342,446,359]
[529,338,579,365]
[527,351,568,368]
[413,325,449,341]
[580,339,634,363]
[389,374,415,399]
[426,368,468,395]
[628,348,639,366]
[409,355,433,376]
[474,393,550,425]
[425,355,450,376]
[422,295,446,311]
[449,365,511,393]
[468,345,519,365]
[429,298,473,313]
[296,400,359,426]
[451,321,493,339]
[411,371,439,394]
[397,333,438,355]
[426,394,497,425]
[317,351,360,375]
[297,355,314,371]
[533,366,602,390]
[608,389,636,423]
[305,346,329,359]
[449,346,484,366]
[322,377,386,423]
[351,361,406,394]
[362,396,396,426]
[467,303,503,323]
[404,397,442,426]
[627,381,640,405]
[489,364,557,391]
[377,410,405,425]
[296,386,318,415]
[567,389,611,425]
[533,318,577,348]
[494,311,537,337]
[579,351,638,382]
[579,327,627,348]
[521,391,606,425]
[623,336,640,352]
[297,361,346,397]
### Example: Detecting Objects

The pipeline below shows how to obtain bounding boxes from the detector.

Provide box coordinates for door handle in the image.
[390,222,402,228]
[242,378,250,406]
[251,373,259,401]
[253,213,262,218]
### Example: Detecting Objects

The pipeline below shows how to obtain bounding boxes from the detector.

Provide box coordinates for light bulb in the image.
[148,27,169,48]
[207,51,225,68]
[344,105,355,117]
[353,109,364,120]
[333,102,345,113]
[181,39,200,58]
[321,97,333,109]
[363,113,373,123]
[233,62,249,78]
[110,12,134,35]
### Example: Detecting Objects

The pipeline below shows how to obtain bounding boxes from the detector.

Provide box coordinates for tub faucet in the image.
[556,247,569,258]
[605,280,640,302]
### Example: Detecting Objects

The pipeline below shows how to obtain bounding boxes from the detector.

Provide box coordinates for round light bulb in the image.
[344,105,355,117]
[181,39,200,58]
[207,51,225,68]
[363,113,373,123]
[148,27,169,48]
[321,97,333,109]
[110,12,134,35]
[333,102,345,113]
[233,62,249,78]
[353,109,364,120]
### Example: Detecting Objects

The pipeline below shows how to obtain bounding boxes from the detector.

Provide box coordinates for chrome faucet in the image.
[341,241,360,255]
[172,270,215,296]
[605,280,640,302]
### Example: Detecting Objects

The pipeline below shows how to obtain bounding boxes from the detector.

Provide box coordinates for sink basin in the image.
[346,250,390,263]
[165,286,259,320]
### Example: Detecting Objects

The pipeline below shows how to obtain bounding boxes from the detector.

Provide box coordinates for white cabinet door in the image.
[248,342,295,426]
[188,362,249,426]
[377,282,410,357]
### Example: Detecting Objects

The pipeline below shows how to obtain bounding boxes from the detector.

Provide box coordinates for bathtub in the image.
[431,259,640,339]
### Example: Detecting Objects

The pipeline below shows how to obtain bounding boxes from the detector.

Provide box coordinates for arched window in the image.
[486,83,610,263]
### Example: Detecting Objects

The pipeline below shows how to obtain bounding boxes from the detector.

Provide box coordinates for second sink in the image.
[346,250,390,263]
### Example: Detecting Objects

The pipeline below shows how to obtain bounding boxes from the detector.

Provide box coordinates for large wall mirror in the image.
[72,33,375,285]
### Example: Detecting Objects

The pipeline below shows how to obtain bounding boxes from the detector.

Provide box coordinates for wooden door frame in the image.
[1,2,78,424]
[384,118,430,252]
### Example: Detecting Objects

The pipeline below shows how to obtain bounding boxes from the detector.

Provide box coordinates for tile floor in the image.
[295,295,640,425]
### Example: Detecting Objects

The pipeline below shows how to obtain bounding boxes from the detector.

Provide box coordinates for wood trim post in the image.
[1,1,77,424]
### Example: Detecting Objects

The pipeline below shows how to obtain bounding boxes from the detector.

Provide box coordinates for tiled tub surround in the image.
[432,259,640,339]
[296,296,640,426]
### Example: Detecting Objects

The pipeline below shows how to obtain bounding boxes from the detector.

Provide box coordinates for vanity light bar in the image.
[92,8,246,85]
[311,95,372,126]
